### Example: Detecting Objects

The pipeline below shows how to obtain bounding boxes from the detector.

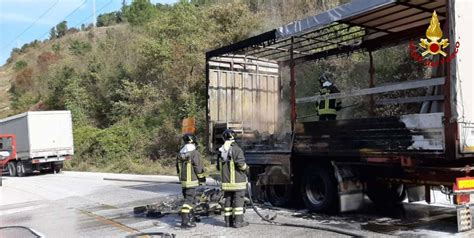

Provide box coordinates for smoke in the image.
[240,69,292,151]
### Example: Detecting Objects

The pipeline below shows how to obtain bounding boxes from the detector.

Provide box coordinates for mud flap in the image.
[332,163,364,212]
[456,205,473,232]
[406,185,425,202]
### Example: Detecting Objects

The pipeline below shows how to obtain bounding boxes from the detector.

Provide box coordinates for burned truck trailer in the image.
[206,0,474,232]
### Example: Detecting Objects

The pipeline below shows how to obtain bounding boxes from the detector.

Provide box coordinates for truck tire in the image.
[16,161,26,177]
[366,181,406,207]
[301,165,338,212]
[54,167,62,174]
[265,185,292,207]
[7,162,17,176]
[53,162,63,174]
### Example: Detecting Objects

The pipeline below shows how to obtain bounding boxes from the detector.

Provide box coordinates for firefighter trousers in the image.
[223,190,245,217]
[181,187,196,213]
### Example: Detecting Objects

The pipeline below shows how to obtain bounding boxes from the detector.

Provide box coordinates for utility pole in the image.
[92,0,96,27]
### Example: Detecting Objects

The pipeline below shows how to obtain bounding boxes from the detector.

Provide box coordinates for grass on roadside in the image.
[64,154,220,178]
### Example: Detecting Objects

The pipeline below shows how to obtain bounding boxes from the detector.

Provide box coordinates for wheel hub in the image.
[305,177,325,205]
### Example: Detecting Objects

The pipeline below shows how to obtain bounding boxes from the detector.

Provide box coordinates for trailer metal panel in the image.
[293,113,444,157]
[276,0,394,38]
[296,77,445,104]
[208,57,280,151]
[452,0,474,154]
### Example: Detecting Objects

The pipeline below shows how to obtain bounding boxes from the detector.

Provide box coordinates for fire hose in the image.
[246,182,366,238]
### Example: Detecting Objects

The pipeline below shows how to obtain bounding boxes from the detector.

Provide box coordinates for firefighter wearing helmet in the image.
[217,129,250,228]
[176,133,206,228]
[316,73,342,120]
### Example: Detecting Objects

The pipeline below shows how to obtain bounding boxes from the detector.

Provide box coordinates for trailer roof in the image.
[206,0,447,65]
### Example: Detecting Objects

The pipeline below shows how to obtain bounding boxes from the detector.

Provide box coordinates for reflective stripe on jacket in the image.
[176,150,205,188]
[318,85,340,116]
[217,142,248,191]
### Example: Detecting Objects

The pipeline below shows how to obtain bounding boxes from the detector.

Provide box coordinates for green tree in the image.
[14,60,28,71]
[97,12,121,27]
[69,40,92,56]
[56,21,68,38]
[124,0,156,25]
[52,43,61,53]
[49,27,56,39]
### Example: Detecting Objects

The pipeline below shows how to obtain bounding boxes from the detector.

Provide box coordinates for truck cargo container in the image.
[206,0,474,232]
[0,111,74,176]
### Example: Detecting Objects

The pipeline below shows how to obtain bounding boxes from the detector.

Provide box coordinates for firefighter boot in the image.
[190,210,200,223]
[188,212,197,227]
[233,215,249,228]
[224,215,234,227]
[181,213,196,228]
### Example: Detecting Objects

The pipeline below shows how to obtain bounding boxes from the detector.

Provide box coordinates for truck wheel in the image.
[7,162,17,176]
[16,161,26,177]
[301,165,338,212]
[265,185,291,207]
[53,162,63,174]
[54,167,62,174]
[366,181,406,206]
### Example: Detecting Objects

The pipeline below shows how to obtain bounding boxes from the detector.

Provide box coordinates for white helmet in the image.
[319,73,332,87]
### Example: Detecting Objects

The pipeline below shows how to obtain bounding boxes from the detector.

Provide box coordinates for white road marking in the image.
[0,204,48,216]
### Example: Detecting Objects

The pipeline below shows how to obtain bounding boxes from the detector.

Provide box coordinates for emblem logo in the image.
[419,11,449,56]
[409,11,460,68]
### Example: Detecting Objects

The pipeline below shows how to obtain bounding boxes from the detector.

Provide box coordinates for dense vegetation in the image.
[1,0,426,174]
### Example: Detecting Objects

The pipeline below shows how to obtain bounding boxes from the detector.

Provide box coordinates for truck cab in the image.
[0,134,16,175]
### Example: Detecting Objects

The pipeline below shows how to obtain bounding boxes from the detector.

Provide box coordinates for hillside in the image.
[0,70,11,117]
[0,26,119,118]
[0,1,272,174]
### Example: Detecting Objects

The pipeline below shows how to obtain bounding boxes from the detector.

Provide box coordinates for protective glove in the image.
[198,176,206,185]
[244,167,250,176]
[215,155,221,171]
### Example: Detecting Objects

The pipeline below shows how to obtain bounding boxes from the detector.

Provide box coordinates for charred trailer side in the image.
[205,56,291,202]
[206,0,474,232]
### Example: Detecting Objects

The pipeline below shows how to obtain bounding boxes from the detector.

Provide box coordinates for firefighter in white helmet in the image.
[316,73,342,120]
[217,129,250,228]
[176,133,206,228]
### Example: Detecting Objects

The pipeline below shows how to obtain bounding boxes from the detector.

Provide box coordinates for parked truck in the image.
[206,0,474,232]
[0,111,74,176]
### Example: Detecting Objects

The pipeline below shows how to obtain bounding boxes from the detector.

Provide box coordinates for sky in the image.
[0,0,178,66]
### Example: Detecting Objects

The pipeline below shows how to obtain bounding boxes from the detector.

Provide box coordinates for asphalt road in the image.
[1,171,473,238]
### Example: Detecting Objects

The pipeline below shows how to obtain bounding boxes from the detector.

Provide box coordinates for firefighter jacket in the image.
[317,84,341,116]
[176,144,205,188]
[217,141,248,191]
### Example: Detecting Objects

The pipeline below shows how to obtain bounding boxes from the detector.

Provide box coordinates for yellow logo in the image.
[419,11,449,56]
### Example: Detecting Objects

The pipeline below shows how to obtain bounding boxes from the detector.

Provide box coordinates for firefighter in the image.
[217,129,250,228]
[316,73,342,121]
[176,133,206,228]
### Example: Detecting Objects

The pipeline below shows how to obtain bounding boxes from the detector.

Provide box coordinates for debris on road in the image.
[133,186,225,218]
